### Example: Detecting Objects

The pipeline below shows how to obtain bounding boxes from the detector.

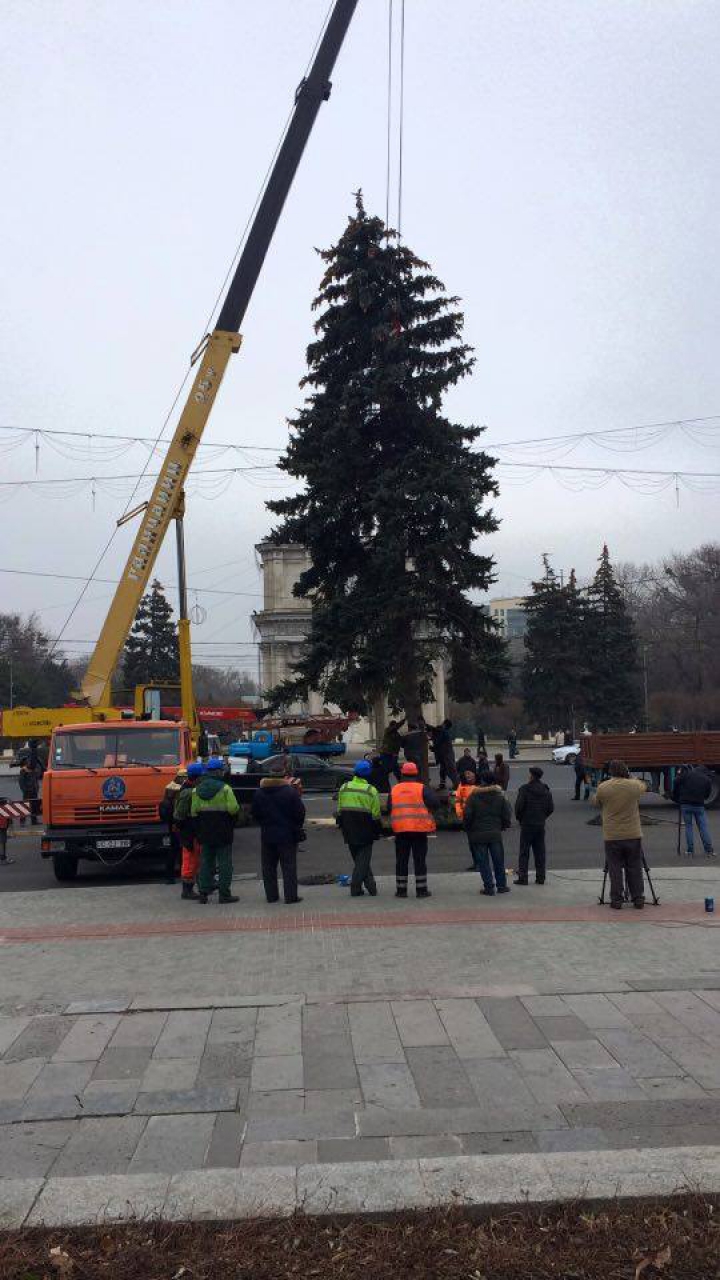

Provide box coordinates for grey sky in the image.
[2,0,719,677]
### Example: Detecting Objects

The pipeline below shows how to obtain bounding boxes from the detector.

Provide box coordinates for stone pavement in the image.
[1,867,719,1226]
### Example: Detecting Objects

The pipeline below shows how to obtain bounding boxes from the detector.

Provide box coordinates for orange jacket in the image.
[390,781,436,834]
[453,783,477,821]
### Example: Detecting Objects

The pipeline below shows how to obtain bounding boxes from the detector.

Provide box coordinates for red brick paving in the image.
[0,902,715,944]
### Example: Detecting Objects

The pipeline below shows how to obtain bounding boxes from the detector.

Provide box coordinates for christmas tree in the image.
[583,545,641,729]
[266,194,507,719]
[121,579,178,692]
[521,557,586,734]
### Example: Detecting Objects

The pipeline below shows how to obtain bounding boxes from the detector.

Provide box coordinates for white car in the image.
[552,743,581,765]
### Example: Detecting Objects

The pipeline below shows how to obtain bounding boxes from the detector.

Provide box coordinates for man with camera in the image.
[593,759,648,909]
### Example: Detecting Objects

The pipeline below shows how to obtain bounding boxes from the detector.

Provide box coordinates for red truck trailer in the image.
[581,732,720,807]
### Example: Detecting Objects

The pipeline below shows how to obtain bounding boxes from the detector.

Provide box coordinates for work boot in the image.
[535,878,545,885]
[480,887,495,896]
[497,886,511,894]
[395,888,407,898]
[218,893,239,904]
[416,888,432,898]
[181,880,198,900]
[610,902,622,910]
[284,897,303,905]
[513,877,528,886]
[196,891,209,904]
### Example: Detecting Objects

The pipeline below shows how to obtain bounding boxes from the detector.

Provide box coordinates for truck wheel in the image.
[53,854,79,882]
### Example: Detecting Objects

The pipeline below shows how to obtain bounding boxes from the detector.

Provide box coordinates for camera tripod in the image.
[598,850,660,906]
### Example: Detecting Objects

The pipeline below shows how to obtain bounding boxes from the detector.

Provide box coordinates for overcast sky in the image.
[2,0,719,678]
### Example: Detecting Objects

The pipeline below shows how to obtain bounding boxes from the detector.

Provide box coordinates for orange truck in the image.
[40,719,192,881]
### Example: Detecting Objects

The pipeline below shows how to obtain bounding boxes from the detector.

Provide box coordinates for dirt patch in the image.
[1,1195,718,1279]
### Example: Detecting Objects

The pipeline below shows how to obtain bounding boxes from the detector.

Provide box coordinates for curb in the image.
[4,1146,720,1228]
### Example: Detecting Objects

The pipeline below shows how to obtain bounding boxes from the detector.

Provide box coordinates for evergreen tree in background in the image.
[266,194,507,718]
[121,580,178,692]
[583,545,641,729]
[0,613,74,708]
[521,558,586,733]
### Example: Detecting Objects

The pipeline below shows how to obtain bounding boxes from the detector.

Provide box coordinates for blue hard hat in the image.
[187,761,203,779]
[354,760,372,777]
[206,756,225,771]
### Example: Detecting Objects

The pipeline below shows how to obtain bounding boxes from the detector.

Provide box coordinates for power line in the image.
[0,567,261,598]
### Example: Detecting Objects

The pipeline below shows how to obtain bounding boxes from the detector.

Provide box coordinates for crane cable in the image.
[385,0,393,231]
[397,0,406,238]
[25,0,339,691]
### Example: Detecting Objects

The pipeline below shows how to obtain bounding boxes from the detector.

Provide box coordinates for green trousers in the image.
[199,843,233,896]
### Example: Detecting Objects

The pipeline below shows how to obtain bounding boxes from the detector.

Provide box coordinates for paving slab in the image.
[535,1127,610,1153]
[255,1003,302,1057]
[207,1007,258,1045]
[570,1066,647,1102]
[92,1047,151,1081]
[250,1053,303,1092]
[358,1061,421,1109]
[205,1112,246,1168]
[390,1134,463,1159]
[249,1089,305,1115]
[302,1032,358,1090]
[510,1049,588,1104]
[559,1095,720,1130]
[435,999,505,1059]
[134,1085,239,1115]
[0,1058,44,1101]
[652,989,720,1042]
[391,1000,449,1047]
[152,1010,212,1059]
[348,1002,405,1064]
[65,1000,130,1015]
[533,1014,595,1042]
[241,1139,317,1167]
[654,1036,720,1090]
[406,1045,478,1108]
[317,1137,391,1164]
[51,1015,121,1063]
[460,1131,536,1155]
[108,1012,168,1048]
[561,994,634,1030]
[52,1116,147,1177]
[3,1016,70,1061]
[0,1120,76,1178]
[197,1043,252,1084]
[245,1110,356,1142]
[477,996,548,1049]
[141,1058,200,1093]
[550,1039,618,1070]
[129,1113,215,1173]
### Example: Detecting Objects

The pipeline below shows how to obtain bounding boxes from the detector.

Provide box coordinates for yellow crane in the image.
[0,0,358,746]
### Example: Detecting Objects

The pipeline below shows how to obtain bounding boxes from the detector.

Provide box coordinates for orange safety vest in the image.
[453,783,477,821]
[390,780,436,834]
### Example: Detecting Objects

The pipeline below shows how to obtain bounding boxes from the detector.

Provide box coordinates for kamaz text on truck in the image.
[41,720,191,882]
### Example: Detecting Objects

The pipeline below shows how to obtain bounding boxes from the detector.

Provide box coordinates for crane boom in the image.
[80,0,358,707]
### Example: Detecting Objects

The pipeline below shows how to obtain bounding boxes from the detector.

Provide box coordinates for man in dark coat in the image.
[514,766,554,885]
[402,722,428,772]
[456,749,478,781]
[573,752,590,801]
[463,774,512,895]
[492,753,510,792]
[379,718,405,783]
[18,760,40,825]
[428,719,459,790]
[672,764,715,857]
[251,759,306,904]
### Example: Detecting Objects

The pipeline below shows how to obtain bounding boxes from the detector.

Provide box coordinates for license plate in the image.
[96,839,132,850]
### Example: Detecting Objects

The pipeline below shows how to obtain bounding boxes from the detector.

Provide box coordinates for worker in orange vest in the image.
[388,761,440,898]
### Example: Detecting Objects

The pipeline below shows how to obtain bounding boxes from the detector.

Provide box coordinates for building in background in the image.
[490,596,528,640]
[253,541,447,734]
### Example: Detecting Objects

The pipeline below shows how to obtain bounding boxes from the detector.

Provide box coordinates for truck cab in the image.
[41,719,191,881]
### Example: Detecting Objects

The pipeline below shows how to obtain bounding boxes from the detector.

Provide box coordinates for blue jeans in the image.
[470,839,507,892]
[681,804,714,854]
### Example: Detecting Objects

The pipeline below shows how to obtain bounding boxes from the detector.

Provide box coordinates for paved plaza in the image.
[1,862,720,1226]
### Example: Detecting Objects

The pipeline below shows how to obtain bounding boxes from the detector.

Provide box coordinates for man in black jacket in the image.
[672,764,715,857]
[514,766,554,885]
[252,760,306,904]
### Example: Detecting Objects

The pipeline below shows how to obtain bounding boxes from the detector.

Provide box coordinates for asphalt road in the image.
[1,760,715,894]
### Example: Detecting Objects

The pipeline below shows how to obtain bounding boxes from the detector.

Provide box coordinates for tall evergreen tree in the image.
[521,557,586,733]
[583,545,641,729]
[266,194,508,718]
[121,579,178,691]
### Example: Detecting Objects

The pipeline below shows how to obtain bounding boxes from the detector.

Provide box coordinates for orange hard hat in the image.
[401,761,419,776]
